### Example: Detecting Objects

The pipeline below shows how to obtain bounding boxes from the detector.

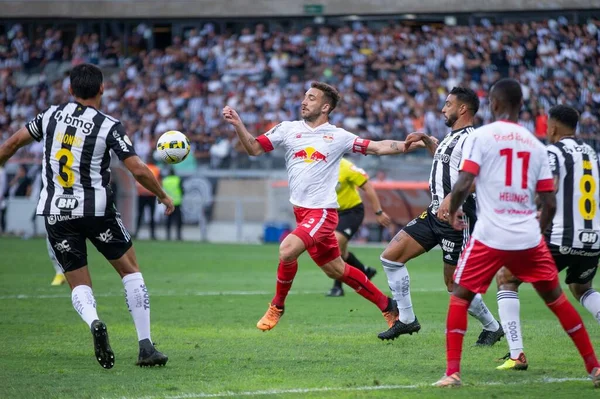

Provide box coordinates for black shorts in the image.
[336,203,365,240]
[403,209,475,266]
[45,213,133,272]
[547,244,600,285]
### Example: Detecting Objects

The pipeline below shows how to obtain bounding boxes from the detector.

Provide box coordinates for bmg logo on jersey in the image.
[55,195,80,211]
[579,230,599,245]
[54,111,94,135]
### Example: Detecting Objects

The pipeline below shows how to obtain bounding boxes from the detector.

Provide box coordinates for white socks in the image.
[468,294,500,332]
[71,285,99,328]
[381,257,415,324]
[123,272,152,342]
[580,289,600,324]
[497,290,523,358]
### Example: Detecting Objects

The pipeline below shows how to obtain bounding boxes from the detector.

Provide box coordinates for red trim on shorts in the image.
[460,159,480,176]
[536,178,555,192]
[256,135,274,152]
[352,138,370,155]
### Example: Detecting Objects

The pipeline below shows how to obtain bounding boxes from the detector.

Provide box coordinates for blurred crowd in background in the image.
[1,17,600,169]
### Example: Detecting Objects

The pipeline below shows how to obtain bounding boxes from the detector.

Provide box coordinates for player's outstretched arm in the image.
[359,180,391,227]
[222,106,265,156]
[123,155,175,215]
[404,132,438,155]
[0,127,34,166]
[538,191,557,234]
[365,135,438,156]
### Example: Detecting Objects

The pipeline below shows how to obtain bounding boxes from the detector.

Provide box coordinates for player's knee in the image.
[495,268,520,292]
[569,283,592,302]
[278,245,297,262]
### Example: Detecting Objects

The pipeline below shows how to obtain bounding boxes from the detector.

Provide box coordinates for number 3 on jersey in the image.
[579,174,596,221]
[56,148,75,188]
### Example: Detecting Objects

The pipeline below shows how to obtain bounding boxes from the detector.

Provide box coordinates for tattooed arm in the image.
[404,132,438,156]
[222,106,265,156]
[365,140,408,155]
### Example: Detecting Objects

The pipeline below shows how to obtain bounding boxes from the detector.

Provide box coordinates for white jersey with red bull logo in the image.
[256,120,370,209]
[459,121,554,250]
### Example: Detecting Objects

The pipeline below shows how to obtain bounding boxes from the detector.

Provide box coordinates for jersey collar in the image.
[302,120,331,132]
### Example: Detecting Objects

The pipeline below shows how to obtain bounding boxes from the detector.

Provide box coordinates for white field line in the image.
[107,377,590,399]
[0,287,449,300]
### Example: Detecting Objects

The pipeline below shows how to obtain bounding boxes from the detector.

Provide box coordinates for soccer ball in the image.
[156,131,191,164]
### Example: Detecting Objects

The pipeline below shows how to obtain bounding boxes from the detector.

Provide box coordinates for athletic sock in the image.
[346,252,367,274]
[468,294,500,332]
[340,263,388,311]
[547,293,600,373]
[271,260,298,308]
[497,290,524,358]
[381,257,415,323]
[71,285,99,328]
[123,272,152,342]
[580,289,600,324]
[446,295,469,375]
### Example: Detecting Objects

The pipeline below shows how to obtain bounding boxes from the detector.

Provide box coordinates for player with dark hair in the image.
[495,104,600,371]
[0,63,174,369]
[376,87,502,345]
[223,81,437,332]
[434,79,600,387]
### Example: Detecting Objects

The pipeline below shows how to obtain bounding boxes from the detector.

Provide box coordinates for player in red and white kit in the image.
[434,78,600,388]
[222,81,437,332]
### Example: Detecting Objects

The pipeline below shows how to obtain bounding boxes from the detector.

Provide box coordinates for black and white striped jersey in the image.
[429,126,476,220]
[546,138,600,251]
[26,102,137,217]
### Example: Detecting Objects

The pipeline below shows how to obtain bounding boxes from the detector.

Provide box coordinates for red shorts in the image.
[292,207,340,266]
[454,238,558,294]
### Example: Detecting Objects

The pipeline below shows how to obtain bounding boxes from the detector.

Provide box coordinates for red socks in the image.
[341,264,389,311]
[271,260,298,308]
[547,293,600,374]
[446,295,469,376]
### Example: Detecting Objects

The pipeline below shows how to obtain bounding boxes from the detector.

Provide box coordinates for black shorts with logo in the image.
[547,243,600,285]
[45,213,133,272]
[403,209,475,266]
[336,203,365,240]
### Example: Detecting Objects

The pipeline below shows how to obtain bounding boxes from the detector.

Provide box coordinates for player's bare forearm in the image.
[421,135,438,155]
[449,171,476,213]
[0,127,34,166]
[360,180,382,212]
[538,191,557,233]
[366,140,406,155]
[234,124,264,156]
[124,156,168,200]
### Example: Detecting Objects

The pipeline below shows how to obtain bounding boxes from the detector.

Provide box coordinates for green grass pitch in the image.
[0,238,599,398]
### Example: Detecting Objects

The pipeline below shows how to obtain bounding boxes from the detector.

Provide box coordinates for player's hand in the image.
[436,195,452,222]
[448,209,467,231]
[158,195,175,216]
[222,106,242,127]
[404,132,428,152]
[376,211,391,227]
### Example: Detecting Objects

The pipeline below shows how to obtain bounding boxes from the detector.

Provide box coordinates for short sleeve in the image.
[256,122,286,153]
[459,133,483,176]
[546,148,560,177]
[536,149,555,192]
[347,163,369,187]
[106,123,137,161]
[26,111,45,142]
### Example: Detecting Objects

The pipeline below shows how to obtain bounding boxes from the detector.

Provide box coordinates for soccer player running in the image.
[377,87,502,345]
[0,64,174,369]
[495,105,600,371]
[222,81,435,332]
[434,78,600,388]
[325,158,391,297]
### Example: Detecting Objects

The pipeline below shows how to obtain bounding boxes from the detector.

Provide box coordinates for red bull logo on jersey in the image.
[292,146,328,163]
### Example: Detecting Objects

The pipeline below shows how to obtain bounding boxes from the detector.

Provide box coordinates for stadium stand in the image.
[1,17,599,170]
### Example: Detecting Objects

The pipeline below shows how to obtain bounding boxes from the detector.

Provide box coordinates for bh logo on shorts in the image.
[54,240,71,253]
[97,229,113,243]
